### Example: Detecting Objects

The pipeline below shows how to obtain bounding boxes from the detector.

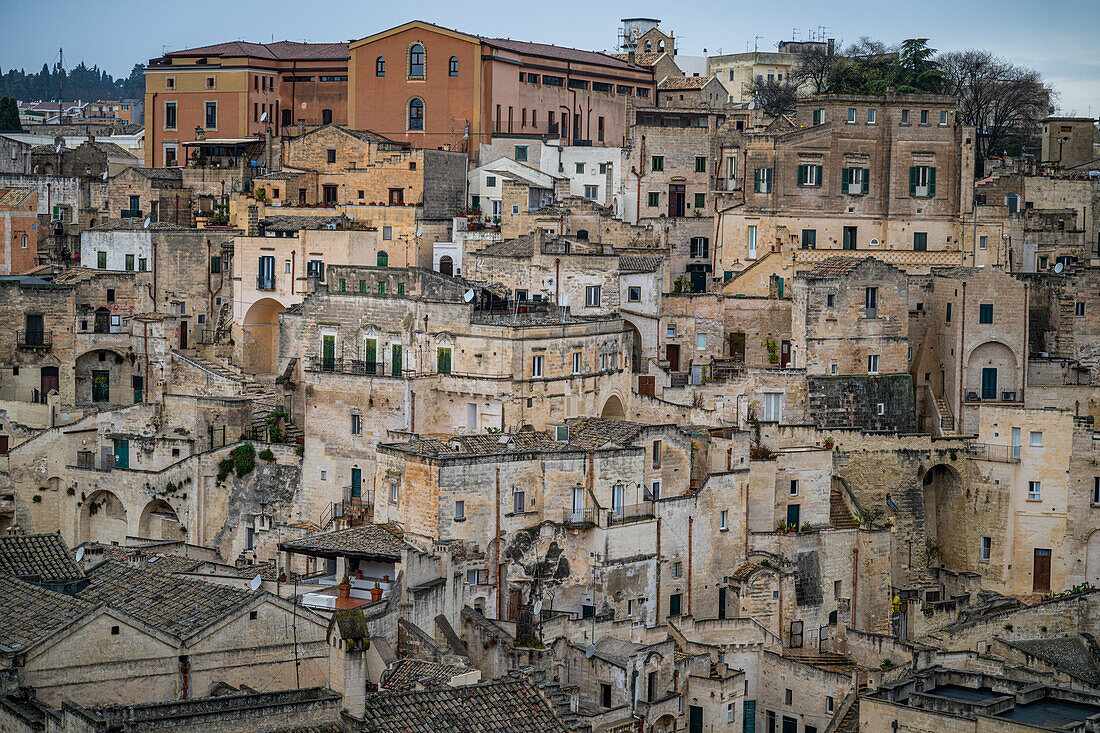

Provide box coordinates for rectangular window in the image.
[946,303,952,322]
[790,479,798,496]
[573,353,582,375]
[97,251,107,269]
[307,259,325,283]
[753,167,772,193]
[671,561,682,578]
[940,110,949,125]
[513,489,526,514]
[843,167,869,195]
[1028,481,1041,500]
[909,165,937,197]
[865,286,878,317]
[514,145,528,161]
[797,164,822,187]
[382,226,392,240]
[1093,477,1100,505]
[584,185,599,199]
[437,347,452,374]
[532,355,543,379]
[455,500,465,521]
[979,536,991,562]
[575,162,585,174]
[696,333,706,350]
[812,108,823,125]
[979,303,994,324]
[125,254,135,271]
[913,232,928,251]
[720,510,728,530]
[377,282,386,294]
[695,156,706,173]
[651,155,664,172]
[801,229,816,249]
[826,697,835,714]
[694,192,706,208]
[867,354,879,374]
[647,192,659,207]
[585,285,601,307]
[1030,431,1043,446]
[164,102,177,130]
[210,256,221,273]
[326,148,336,163]
[748,225,758,259]
[763,392,782,422]
[827,293,835,308]
[979,235,987,250]
[204,101,217,129]
[351,413,362,435]
[901,109,910,124]
[1075,302,1086,317]
[920,109,929,124]
[138,257,147,271]
[627,286,641,302]
[847,108,856,123]
[690,236,709,258]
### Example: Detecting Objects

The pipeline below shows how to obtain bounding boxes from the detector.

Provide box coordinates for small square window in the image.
[651,156,664,172]
[648,192,660,207]
[249,610,258,620]
[111,625,120,635]
[326,149,336,163]
[575,162,584,174]
[1030,431,1043,446]
[627,286,641,302]
[1028,480,1041,500]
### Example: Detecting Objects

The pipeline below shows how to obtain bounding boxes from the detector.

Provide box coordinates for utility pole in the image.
[56,47,63,123]
[754,35,763,53]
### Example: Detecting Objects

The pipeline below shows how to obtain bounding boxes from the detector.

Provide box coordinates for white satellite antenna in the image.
[74,546,84,562]
[463,289,475,303]
[102,170,108,180]
[1054,261,1064,274]
[533,600,542,615]
[55,143,62,153]
[416,224,423,237]
[585,642,596,659]
[249,574,263,591]
[260,110,267,122]
[143,217,151,229]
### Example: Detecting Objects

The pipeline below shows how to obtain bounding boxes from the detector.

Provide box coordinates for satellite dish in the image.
[260,110,268,122]
[534,600,543,615]
[74,547,84,562]
[1054,261,1064,274]
[55,143,62,153]
[585,643,596,659]
[143,217,151,229]
[147,555,159,563]
[416,224,423,237]
[249,574,263,591]
[463,289,475,303]
[102,170,108,180]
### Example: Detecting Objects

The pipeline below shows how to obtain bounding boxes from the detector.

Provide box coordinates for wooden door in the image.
[1033,549,1052,592]
[40,366,59,398]
[92,370,110,402]
[179,322,188,349]
[113,438,129,469]
[718,587,727,619]
[689,706,703,733]
[668,185,685,217]
[322,335,335,371]
[780,340,791,367]
[638,376,655,397]
[667,344,680,372]
[351,468,362,498]
[982,368,998,400]
[730,332,745,362]
[364,338,377,374]
[439,256,453,276]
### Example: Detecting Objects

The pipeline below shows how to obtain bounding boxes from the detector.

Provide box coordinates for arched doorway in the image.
[79,489,128,544]
[967,341,1017,401]
[601,394,626,419]
[242,298,286,374]
[138,499,185,541]
[650,714,677,733]
[438,255,453,276]
[922,464,961,566]
[75,350,128,405]
[1087,531,1100,584]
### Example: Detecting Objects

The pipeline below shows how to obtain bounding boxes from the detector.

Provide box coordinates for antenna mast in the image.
[56,47,63,123]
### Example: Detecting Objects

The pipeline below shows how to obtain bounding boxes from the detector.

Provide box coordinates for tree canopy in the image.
[0,61,144,102]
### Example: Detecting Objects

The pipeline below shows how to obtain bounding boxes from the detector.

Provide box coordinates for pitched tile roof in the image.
[482,38,641,71]
[618,255,662,273]
[382,658,469,690]
[564,417,648,449]
[806,256,873,278]
[261,215,346,232]
[279,524,406,560]
[1008,637,1100,685]
[609,52,665,67]
[0,574,95,652]
[89,219,192,231]
[130,167,183,181]
[475,236,537,258]
[0,533,85,584]
[166,40,349,61]
[359,677,568,732]
[729,562,764,581]
[0,187,36,208]
[659,75,715,90]
[77,561,258,640]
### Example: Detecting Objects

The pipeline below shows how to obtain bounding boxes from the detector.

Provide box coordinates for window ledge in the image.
[1026,498,1042,503]
[719,527,729,532]
[454,516,466,522]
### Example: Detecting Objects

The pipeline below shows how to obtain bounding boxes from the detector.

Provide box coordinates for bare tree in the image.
[939,50,1052,170]
[793,45,840,94]
[746,76,799,117]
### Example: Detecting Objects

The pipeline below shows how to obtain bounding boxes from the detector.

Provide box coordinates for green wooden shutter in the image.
[753,168,761,193]
[814,165,823,186]
[391,344,402,376]
[841,167,850,189]
[928,167,937,196]
[437,348,451,374]
[797,165,806,186]
[862,168,870,194]
[364,338,377,372]
[909,166,918,196]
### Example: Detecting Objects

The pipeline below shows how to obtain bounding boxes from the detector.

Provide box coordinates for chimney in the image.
[327,609,371,720]
[247,205,259,236]
[827,38,835,56]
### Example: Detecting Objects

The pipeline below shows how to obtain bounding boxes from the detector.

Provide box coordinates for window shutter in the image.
[814,165,823,185]
[764,168,771,191]
[862,168,870,194]
[797,165,805,186]
[753,168,760,193]
[928,167,937,196]
[909,166,918,196]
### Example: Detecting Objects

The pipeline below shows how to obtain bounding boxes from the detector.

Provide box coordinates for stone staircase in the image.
[829,490,859,529]
[932,393,956,436]
[172,351,303,443]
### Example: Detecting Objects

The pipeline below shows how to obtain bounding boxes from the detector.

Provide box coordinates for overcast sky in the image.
[1,0,1096,115]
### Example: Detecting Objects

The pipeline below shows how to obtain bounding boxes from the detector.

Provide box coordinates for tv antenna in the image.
[754,35,763,52]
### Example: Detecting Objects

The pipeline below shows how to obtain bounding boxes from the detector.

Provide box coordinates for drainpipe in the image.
[179,656,191,699]
[778,570,783,645]
[655,517,661,621]
[851,547,858,630]
[554,258,560,305]
[743,480,750,557]
[957,282,966,433]
[687,516,693,615]
[495,467,502,620]
[291,251,296,295]
[143,320,150,403]
[1021,283,1029,404]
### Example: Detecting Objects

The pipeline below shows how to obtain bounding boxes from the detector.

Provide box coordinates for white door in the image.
[1012,427,1021,460]
[466,403,477,433]
[572,487,584,521]
[748,226,758,260]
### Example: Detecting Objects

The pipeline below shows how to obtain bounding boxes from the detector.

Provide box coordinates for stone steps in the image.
[830,490,859,529]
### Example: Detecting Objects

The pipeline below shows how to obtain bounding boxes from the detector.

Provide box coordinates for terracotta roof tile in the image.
[659,75,715,90]
[165,40,348,61]
[382,658,469,690]
[483,38,641,71]
[0,533,84,584]
[0,575,95,652]
[279,524,406,560]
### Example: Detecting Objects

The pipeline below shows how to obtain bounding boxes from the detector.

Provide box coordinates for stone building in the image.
[0,187,38,275]
[105,167,191,226]
[0,135,33,174]
[707,41,831,105]
[30,138,109,180]
[656,76,727,109]
[1041,116,1096,169]
[717,94,976,277]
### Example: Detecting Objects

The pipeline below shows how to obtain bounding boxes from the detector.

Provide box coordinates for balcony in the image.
[607,501,655,527]
[964,391,1020,403]
[17,330,51,349]
[561,508,596,528]
[256,276,276,291]
[967,443,1020,463]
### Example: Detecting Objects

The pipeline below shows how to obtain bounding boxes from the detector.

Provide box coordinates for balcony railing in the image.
[607,501,655,526]
[17,330,51,349]
[964,391,1020,403]
[256,276,276,291]
[307,356,403,377]
[967,443,1020,463]
[561,508,595,527]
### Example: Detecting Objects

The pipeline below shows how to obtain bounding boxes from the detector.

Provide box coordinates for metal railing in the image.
[320,487,375,529]
[306,356,402,377]
[967,443,1020,463]
[607,501,655,526]
[256,276,276,291]
[17,330,51,348]
[561,508,595,527]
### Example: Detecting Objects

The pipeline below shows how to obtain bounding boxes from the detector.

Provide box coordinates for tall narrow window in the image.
[204,101,217,129]
[409,44,425,77]
[376,57,385,76]
[449,56,458,76]
[408,98,424,130]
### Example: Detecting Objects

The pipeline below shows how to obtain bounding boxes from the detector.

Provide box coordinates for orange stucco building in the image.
[144,41,349,168]
[348,21,655,159]
[0,187,39,275]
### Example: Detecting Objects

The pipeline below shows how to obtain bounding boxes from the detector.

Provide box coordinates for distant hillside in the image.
[0,61,145,102]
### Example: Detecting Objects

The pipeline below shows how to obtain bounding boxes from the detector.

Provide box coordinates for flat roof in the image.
[997,697,1100,728]
[928,685,1000,703]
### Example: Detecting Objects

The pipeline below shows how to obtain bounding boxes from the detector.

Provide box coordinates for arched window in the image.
[20,234,27,249]
[408,98,424,130]
[377,251,389,267]
[449,56,458,76]
[409,44,425,77]
[376,57,385,76]
[644,40,652,52]
[322,109,332,125]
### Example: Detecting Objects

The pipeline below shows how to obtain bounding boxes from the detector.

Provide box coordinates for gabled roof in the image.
[359,677,569,732]
[0,532,84,584]
[163,40,348,62]
[609,52,666,67]
[805,256,873,278]
[0,187,36,208]
[0,575,96,653]
[659,75,716,90]
[126,167,183,182]
[382,658,469,690]
[279,523,406,561]
[290,123,406,148]
[482,38,642,72]
[564,416,649,449]
[618,255,661,273]
[77,561,259,641]
[1007,636,1100,685]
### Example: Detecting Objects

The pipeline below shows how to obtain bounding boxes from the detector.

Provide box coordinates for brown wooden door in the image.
[729,332,745,362]
[1033,549,1052,592]
[668,185,685,218]
[666,344,680,372]
[780,339,791,367]
[439,256,453,276]
[179,322,188,349]
[638,376,655,397]
[508,590,521,621]
[0,436,8,455]
[40,366,59,398]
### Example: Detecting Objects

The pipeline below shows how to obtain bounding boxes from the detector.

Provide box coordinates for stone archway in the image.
[138,499,185,541]
[1086,530,1100,584]
[242,298,286,374]
[650,714,677,733]
[601,393,626,419]
[966,341,1018,401]
[74,349,130,405]
[79,489,128,545]
[922,464,962,567]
